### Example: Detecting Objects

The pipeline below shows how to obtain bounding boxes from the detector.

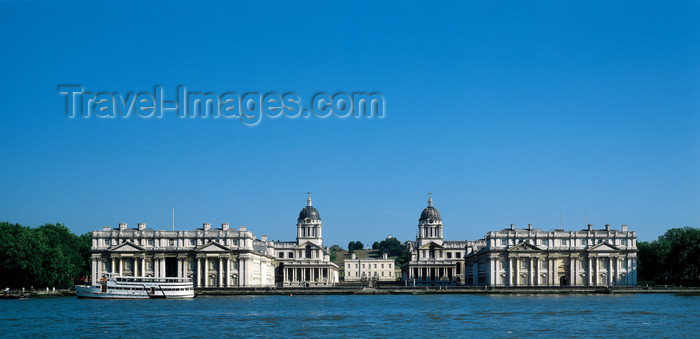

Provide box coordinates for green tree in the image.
[348,241,356,254]
[638,227,700,285]
[354,241,364,250]
[372,241,380,250]
[0,222,92,289]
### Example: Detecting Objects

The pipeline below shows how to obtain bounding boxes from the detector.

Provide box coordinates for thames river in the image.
[1,294,698,338]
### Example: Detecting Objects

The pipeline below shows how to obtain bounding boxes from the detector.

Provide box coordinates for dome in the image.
[419,195,441,222]
[298,205,321,222]
[298,193,321,222]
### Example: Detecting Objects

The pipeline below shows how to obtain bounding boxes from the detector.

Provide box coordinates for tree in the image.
[0,222,92,289]
[348,241,356,254]
[354,241,364,250]
[372,241,380,250]
[638,227,700,285]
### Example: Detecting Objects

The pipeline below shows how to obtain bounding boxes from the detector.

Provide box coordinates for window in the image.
[168,239,174,247]
[374,264,377,268]
[289,252,294,258]
[381,264,384,268]
[362,264,365,268]
[447,252,452,259]
[501,239,507,246]
[455,252,461,258]
[189,239,196,246]
[278,252,284,258]
[105,239,111,246]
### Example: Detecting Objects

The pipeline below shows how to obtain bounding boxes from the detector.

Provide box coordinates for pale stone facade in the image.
[90,222,276,288]
[344,253,396,282]
[401,195,472,285]
[273,194,339,286]
[464,223,638,286]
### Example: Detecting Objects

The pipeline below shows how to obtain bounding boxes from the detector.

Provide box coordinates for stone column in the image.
[507,258,513,286]
[569,257,575,286]
[608,257,613,286]
[489,258,495,286]
[203,258,209,287]
[588,257,592,286]
[133,258,137,277]
[528,258,533,286]
[593,258,598,285]
[111,257,116,274]
[160,258,166,278]
[494,258,500,286]
[513,258,519,286]
[140,258,144,277]
[218,257,223,287]
[226,258,231,287]
[196,258,201,287]
[92,257,98,285]
[97,257,103,282]
[118,258,123,276]
[177,258,182,278]
[183,258,189,280]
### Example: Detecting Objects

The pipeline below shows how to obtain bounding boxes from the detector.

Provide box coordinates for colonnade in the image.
[478,254,636,286]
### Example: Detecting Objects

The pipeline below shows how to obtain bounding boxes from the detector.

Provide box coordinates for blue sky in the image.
[0,0,698,245]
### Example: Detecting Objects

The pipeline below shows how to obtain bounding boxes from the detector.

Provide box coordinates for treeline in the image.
[638,227,700,285]
[372,237,411,264]
[0,222,91,289]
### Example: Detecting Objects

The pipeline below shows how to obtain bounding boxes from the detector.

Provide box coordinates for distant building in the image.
[344,253,396,282]
[401,195,474,285]
[272,193,339,286]
[464,223,637,286]
[89,222,276,288]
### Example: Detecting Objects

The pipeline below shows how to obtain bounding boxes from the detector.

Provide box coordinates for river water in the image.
[1,294,698,338]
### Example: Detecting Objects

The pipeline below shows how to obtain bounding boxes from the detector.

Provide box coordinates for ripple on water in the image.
[0,294,698,337]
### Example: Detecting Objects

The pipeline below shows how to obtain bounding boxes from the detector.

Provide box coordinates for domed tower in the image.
[417,193,443,247]
[297,192,323,247]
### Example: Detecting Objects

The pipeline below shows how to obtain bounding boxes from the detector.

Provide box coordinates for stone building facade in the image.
[464,223,638,286]
[401,195,473,285]
[89,222,276,288]
[273,194,339,286]
[344,253,396,282]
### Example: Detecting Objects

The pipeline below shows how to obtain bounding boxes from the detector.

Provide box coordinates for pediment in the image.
[296,241,323,250]
[110,242,145,252]
[419,241,445,249]
[196,242,230,252]
[588,242,620,252]
[508,242,542,252]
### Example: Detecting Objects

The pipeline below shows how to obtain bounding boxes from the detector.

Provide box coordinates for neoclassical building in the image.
[401,195,474,285]
[463,223,638,287]
[273,194,339,286]
[89,222,276,288]
[344,253,396,282]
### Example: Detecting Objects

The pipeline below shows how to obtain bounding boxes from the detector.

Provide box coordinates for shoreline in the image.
[14,286,700,297]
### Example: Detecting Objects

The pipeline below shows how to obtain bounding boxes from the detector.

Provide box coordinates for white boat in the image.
[76,274,195,299]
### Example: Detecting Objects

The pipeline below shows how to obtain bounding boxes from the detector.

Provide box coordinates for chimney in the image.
[203,223,211,231]
[528,224,532,231]
[510,224,514,231]
[621,224,628,232]
[222,223,229,230]
[137,223,146,231]
[239,226,247,232]
[119,223,127,231]
[383,253,388,260]
[102,226,111,231]
[351,253,357,260]
[605,224,611,231]
[587,224,592,231]
[261,235,268,242]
